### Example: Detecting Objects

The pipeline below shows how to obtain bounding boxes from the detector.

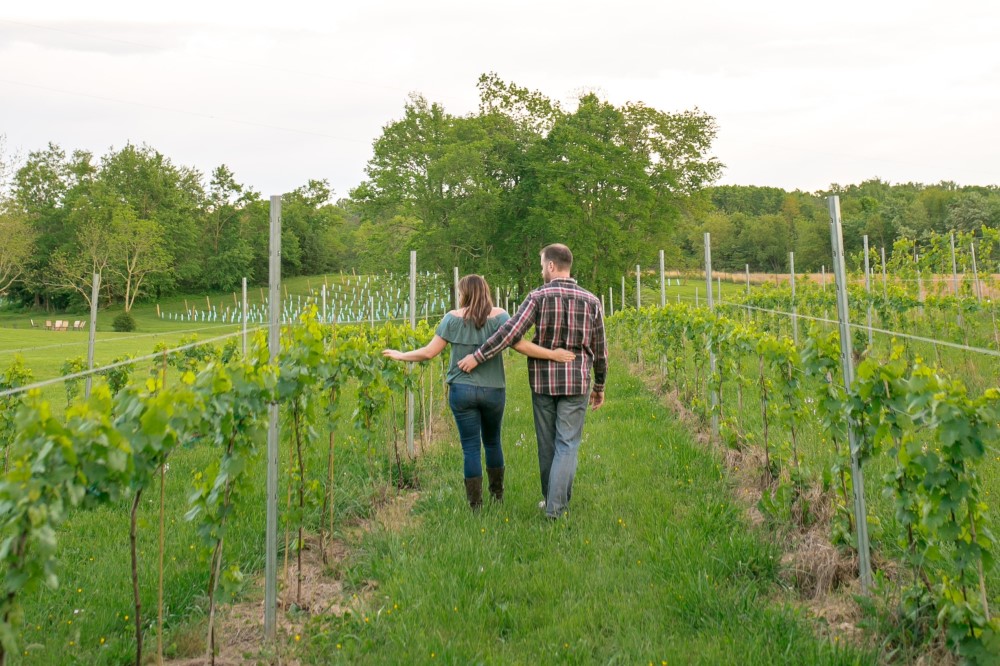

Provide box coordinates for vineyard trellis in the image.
[6,199,1000,662]
[0,309,437,665]
[609,200,1000,662]
[613,300,1000,661]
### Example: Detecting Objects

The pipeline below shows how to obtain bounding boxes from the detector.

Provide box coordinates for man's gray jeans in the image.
[530,391,589,518]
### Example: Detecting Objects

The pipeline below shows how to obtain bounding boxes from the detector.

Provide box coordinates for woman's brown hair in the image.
[457,274,494,329]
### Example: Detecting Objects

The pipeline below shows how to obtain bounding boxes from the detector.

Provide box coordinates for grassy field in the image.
[0,272,447,405]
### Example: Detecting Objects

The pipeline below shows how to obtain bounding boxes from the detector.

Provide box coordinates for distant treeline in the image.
[0,142,356,311]
[2,76,998,310]
[693,181,1000,274]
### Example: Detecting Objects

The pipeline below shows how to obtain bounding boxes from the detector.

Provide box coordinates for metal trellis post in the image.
[828,196,873,594]
[704,233,718,438]
[265,195,281,639]
[85,273,100,399]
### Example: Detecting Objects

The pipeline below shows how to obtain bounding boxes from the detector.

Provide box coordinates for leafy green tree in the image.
[350,215,417,274]
[745,214,790,271]
[793,217,832,272]
[47,219,112,310]
[352,76,723,297]
[471,75,561,289]
[11,144,94,308]
[98,143,204,291]
[894,197,932,239]
[946,192,1000,233]
[108,208,171,313]
[529,93,656,289]
[692,211,740,268]
[281,180,346,276]
[709,185,787,216]
[352,94,500,272]
[0,205,34,295]
[199,165,258,290]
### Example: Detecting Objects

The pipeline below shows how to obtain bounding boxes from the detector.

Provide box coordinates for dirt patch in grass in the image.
[165,487,422,665]
[163,533,351,666]
[373,488,422,532]
[802,581,866,648]
[780,530,858,600]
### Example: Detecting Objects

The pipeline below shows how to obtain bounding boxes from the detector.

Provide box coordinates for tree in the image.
[47,221,113,309]
[281,180,346,276]
[793,216,831,272]
[108,209,171,313]
[693,211,740,268]
[475,75,563,288]
[352,94,486,270]
[743,214,789,271]
[352,77,724,296]
[98,144,203,290]
[947,193,1000,233]
[0,205,34,295]
[528,94,653,290]
[199,165,258,290]
[0,134,19,199]
[11,144,93,308]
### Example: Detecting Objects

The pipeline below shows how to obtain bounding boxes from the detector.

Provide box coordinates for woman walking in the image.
[383,275,573,510]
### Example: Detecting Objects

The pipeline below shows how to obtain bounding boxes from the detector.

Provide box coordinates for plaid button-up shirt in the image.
[472,278,608,396]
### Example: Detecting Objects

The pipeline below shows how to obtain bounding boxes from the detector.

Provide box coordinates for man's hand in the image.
[383,349,406,361]
[589,389,605,410]
[456,354,479,373]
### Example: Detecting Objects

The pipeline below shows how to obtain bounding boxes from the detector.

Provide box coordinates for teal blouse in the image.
[435,311,510,388]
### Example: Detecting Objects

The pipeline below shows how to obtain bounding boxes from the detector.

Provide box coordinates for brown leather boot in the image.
[486,466,505,502]
[464,476,483,511]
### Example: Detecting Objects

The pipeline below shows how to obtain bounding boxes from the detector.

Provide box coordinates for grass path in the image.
[301,356,875,664]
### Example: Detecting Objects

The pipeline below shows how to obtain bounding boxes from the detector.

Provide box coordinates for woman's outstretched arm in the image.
[512,339,575,362]
[383,335,448,362]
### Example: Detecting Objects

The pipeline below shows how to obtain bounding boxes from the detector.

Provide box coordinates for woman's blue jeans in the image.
[448,383,505,479]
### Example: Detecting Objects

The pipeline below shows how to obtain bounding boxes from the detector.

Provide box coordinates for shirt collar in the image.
[548,277,577,285]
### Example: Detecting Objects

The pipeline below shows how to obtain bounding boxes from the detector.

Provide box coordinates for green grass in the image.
[0,272,402,338]
[625,275,746,313]
[297,355,874,664]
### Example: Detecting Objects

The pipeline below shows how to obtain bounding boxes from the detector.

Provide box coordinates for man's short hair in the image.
[541,244,573,270]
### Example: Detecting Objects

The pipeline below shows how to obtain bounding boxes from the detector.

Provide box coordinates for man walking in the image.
[457,244,608,519]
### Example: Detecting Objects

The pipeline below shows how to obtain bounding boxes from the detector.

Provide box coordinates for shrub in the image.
[112,312,137,332]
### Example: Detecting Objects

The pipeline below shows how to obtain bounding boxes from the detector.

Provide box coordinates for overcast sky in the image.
[2,1,998,199]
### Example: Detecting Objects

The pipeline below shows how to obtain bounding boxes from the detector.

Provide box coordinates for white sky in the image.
[2,1,998,199]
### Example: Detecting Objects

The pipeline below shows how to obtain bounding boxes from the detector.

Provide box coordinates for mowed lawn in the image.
[0,272,382,402]
[298,355,874,665]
